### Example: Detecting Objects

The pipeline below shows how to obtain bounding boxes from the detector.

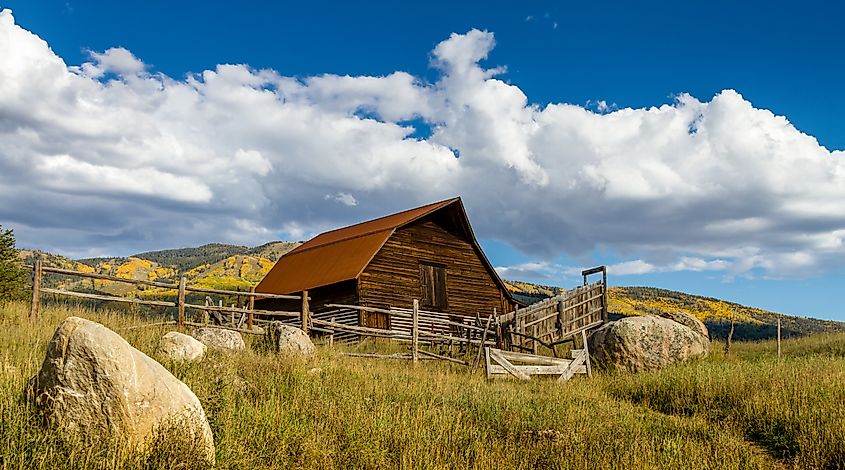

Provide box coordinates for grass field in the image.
[2,302,845,469]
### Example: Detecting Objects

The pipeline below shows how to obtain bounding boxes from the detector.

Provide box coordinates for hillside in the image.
[19,241,299,296]
[503,281,845,341]
[19,243,844,340]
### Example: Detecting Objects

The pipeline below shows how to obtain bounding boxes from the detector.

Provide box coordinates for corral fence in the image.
[24,259,607,373]
[497,266,607,356]
[26,258,309,335]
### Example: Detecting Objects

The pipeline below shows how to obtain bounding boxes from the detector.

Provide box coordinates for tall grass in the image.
[2,301,842,468]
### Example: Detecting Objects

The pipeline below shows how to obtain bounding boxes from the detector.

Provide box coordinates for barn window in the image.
[419,262,447,310]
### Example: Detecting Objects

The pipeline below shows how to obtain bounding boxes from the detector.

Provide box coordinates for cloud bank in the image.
[1,10,843,279]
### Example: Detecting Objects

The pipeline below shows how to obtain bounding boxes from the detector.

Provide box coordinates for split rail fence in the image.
[24,259,607,376]
[26,258,309,335]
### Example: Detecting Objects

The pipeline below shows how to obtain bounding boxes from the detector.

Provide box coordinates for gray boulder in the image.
[157,331,207,363]
[588,315,709,372]
[265,322,315,359]
[192,327,245,351]
[661,311,710,340]
[30,317,214,464]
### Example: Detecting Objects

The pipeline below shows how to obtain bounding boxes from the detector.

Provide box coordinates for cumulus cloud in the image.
[0,9,843,279]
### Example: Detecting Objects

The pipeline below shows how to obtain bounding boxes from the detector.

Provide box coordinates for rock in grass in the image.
[158,331,207,363]
[265,322,315,359]
[30,317,215,464]
[660,311,710,341]
[588,315,709,372]
[191,327,245,351]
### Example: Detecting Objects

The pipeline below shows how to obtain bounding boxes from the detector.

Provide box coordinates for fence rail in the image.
[26,258,308,331]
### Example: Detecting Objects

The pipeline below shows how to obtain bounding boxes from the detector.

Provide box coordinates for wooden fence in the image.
[26,258,309,334]
[497,266,607,355]
[24,260,607,373]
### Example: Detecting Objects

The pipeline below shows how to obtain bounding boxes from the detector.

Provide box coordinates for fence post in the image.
[777,316,782,358]
[412,299,419,364]
[601,266,608,322]
[301,290,310,336]
[29,258,42,321]
[177,276,186,328]
[493,308,501,349]
[247,285,255,330]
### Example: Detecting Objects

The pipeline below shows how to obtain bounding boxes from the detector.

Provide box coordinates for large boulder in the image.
[192,327,245,351]
[588,315,709,372]
[157,331,207,363]
[265,322,315,359]
[661,311,710,340]
[30,317,214,464]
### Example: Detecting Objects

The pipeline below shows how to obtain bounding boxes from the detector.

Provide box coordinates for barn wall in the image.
[358,219,514,317]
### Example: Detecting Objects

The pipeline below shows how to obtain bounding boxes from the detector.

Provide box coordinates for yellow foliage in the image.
[608,288,761,324]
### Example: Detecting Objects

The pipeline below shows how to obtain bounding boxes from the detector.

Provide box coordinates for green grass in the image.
[2,302,844,469]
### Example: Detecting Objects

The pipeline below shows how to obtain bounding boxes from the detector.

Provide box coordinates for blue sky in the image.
[1,1,844,320]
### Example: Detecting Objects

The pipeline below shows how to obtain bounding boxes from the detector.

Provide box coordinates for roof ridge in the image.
[312,197,459,238]
[284,228,395,256]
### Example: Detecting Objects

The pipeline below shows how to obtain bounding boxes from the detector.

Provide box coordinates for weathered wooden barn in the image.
[254,197,519,328]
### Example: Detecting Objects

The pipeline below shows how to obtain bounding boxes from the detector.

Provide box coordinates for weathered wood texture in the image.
[500,281,605,352]
[484,347,590,381]
[359,217,516,317]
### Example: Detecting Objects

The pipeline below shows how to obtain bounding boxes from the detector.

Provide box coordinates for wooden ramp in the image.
[484,331,593,382]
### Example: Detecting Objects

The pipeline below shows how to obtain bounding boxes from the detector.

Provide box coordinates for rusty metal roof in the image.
[256,197,514,300]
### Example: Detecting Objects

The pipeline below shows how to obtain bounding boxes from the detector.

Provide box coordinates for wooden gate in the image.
[484,329,592,381]
[497,266,607,354]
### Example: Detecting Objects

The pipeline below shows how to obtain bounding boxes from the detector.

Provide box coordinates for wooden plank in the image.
[581,329,592,378]
[412,299,419,363]
[523,293,605,327]
[472,313,494,371]
[417,349,468,366]
[496,349,570,366]
[184,285,302,300]
[487,364,579,376]
[40,288,177,307]
[558,350,587,382]
[185,303,299,317]
[183,321,264,335]
[484,347,493,379]
[177,276,186,328]
[488,349,530,380]
[301,289,310,335]
[29,258,42,320]
[247,285,255,330]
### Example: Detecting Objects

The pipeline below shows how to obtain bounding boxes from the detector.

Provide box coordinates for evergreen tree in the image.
[0,225,27,302]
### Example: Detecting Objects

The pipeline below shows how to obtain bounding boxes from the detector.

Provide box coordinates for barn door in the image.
[420,262,448,310]
[361,302,391,330]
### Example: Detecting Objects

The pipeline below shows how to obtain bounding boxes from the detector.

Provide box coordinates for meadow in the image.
[2,301,844,469]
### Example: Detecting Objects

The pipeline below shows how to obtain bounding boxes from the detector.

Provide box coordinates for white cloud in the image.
[325,192,359,207]
[495,261,560,280]
[1,9,844,279]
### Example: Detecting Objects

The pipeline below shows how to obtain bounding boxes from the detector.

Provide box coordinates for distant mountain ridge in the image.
[18,242,845,340]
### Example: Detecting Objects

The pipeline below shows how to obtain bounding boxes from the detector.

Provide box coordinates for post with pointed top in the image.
[412,299,420,364]
[247,285,255,330]
[177,276,186,329]
[301,290,310,336]
[29,258,42,321]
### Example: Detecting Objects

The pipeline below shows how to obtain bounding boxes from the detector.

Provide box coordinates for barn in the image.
[254,197,520,329]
